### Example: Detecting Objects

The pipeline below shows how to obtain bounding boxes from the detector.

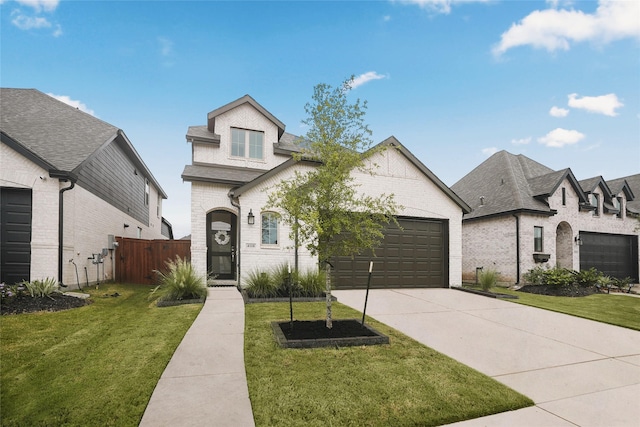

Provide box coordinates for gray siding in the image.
[76,139,149,225]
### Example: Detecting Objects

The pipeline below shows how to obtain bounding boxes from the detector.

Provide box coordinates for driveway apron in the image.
[333,288,640,427]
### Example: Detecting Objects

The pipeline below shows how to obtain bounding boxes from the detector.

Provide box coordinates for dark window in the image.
[591,193,599,216]
[614,197,623,219]
[562,187,566,206]
[534,226,543,252]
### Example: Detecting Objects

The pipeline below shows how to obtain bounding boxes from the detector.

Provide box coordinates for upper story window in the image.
[231,128,264,160]
[534,226,543,252]
[261,212,279,246]
[145,179,150,206]
[590,193,599,216]
[157,194,162,218]
[561,187,566,206]
[613,196,623,219]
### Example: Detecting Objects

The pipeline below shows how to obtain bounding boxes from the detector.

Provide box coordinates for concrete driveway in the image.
[333,288,640,427]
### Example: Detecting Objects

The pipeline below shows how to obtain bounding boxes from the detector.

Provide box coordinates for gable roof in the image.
[230,136,471,213]
[207,94,286,140]
[451,150,590,220]
[608,174,639,213]
[1,88,167,198]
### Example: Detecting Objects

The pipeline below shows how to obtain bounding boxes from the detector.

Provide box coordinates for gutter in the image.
[228,191,241,288]
[50,170,78,286]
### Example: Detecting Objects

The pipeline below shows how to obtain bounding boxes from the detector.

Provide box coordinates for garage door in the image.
[332,217,448,289]
[579,232,638,281]
[0,188,32,285]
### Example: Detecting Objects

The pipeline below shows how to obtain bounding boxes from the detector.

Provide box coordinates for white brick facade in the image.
[1,143,166,286]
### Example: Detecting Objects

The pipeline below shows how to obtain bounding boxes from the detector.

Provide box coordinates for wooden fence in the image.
[115,237,191,285]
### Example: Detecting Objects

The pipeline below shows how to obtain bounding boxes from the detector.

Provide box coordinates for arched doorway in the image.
[206,210,237,280]
[555,221,573,270]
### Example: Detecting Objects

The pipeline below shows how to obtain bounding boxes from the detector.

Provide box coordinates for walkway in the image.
[139,287,254,427]
[334,288,640,427]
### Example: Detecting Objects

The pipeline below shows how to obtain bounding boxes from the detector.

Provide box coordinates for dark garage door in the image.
[579,232,638,281]
[1,188,32,285]
[332,217,448,289]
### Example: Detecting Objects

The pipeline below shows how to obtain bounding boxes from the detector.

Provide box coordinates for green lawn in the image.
[0,284,202,427]
[494,287,640,331]
[245,302,533,427]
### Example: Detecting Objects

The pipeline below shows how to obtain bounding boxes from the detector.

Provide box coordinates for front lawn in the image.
[0,283,202,426]
[245,302,533,427]
[497,287,640,331]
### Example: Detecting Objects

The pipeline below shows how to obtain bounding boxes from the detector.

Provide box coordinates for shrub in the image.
[22,278,60,298]
[522,266,547,286]
[478,269,498,292]
[271,263,303,296]
[298,269,326,297]
[541,267,574,287]
[151,256,207,302]
[244,270,278,298]
[613,277,633,293]
[572,268,602,287]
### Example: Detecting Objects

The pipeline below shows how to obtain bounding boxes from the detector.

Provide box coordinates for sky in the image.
[1,0,639,239]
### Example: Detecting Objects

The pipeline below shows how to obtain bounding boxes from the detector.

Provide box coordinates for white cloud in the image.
[511,137,531,145]
[11,12,51,30]
[493,0,640,56]
[16,0,59,12]
[393,0,491,15]
[482,147,498,156]
[46,93,96,116]
[350,71,388,89]
[567,93,623,116]
[549,106,569,117]
[538,128,585,147]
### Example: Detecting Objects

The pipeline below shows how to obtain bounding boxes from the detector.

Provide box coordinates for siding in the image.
[75,138,149,225]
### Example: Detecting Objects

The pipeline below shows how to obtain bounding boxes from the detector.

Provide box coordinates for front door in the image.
[207,210,237,280]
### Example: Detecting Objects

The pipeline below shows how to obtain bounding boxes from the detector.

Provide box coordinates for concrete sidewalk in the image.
[334,288,640,427]
[139,287,254,427]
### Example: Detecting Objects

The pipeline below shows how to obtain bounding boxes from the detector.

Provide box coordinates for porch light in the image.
[574,235,583,246]
[247,209,255,225]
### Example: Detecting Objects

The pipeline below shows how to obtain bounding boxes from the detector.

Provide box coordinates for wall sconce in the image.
[124,223,130,228]
[247,209,255,225]
[574,235,582,246]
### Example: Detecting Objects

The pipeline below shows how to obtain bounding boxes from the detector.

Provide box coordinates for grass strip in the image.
[0,284,202,427]
[494,287,640,331]
[245,301,533,427]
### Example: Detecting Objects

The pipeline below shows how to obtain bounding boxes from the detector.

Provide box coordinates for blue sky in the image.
[2,0,638,238]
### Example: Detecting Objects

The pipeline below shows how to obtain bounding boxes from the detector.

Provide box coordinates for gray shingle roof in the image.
[608,174,639,213]
[1,88,119,172]
[181,164,266,185]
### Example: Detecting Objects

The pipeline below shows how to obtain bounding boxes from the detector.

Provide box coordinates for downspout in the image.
[228,192,241,289]
[513,213,520,285]
[58,179,76,286]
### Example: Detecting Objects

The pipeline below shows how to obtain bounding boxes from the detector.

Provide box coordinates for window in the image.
[534,226,543,252]
[614,196,623,219]
[231,128,264,160]
[157,194,162,218]
[145,179,150,206]
[561,187,566,206]
[261,212,278,245]
[591,193,599,216]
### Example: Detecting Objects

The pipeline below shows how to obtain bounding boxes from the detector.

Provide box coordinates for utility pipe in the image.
[58,179,75,286]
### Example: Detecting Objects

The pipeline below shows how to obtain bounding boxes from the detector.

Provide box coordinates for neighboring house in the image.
[182,95,471,289]
[451,150,639,284]
[0,88,170,286]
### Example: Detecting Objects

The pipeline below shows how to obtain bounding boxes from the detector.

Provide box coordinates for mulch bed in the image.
[518,284,599,297]
[272,319,390,348]
[1,294,91,315]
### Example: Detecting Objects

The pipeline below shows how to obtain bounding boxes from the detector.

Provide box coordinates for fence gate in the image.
[115,237,191,285]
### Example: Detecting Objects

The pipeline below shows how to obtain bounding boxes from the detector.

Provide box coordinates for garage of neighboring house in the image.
[0,188,32,284]
[579,232,639,281]
[332,216,449,289]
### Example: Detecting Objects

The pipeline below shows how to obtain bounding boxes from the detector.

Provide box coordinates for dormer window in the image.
[590,193,599,216]
[231,128,264,160]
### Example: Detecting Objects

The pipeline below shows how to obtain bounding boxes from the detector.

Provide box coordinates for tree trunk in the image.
[325,262,332,329]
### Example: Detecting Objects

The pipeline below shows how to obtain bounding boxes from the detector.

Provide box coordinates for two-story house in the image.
[451,150,639,284]
[182,95,471,289]
[1,88,170,286]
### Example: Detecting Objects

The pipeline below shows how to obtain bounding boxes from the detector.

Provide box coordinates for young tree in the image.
[266,77,401,328]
